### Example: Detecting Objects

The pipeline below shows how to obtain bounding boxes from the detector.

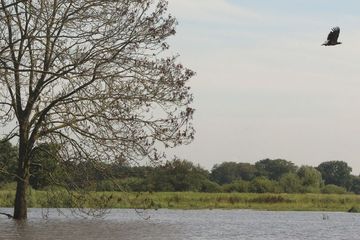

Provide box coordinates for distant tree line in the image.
[1,140,360,194]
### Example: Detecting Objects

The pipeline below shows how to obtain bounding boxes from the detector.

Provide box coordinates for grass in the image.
[1,190,360,212]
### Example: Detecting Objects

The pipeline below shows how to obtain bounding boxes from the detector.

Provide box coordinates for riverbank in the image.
[118,192,360,212]
[1,190,360,212]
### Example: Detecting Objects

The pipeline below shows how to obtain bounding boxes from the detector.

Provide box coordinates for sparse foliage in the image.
[0,0,194,219]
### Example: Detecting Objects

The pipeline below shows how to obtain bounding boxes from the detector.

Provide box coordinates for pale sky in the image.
[167,0,360,174]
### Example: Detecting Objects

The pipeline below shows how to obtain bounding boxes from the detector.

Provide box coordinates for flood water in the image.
[0,208,359,239]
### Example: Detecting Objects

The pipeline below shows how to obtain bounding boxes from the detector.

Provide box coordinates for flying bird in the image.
[322,27,342,46]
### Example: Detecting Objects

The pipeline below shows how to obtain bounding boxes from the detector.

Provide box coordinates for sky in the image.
[166,0,360,174]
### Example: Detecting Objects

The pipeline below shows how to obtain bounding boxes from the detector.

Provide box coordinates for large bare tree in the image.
[0,0,194,219]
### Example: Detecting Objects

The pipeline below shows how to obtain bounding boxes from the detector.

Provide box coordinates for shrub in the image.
[279,173,302,193]
[301,186,321,193]
[200,180,221,193]
[96,177,148,192]
[222,180,250,193]
[321,184,347,194]
[297,165,323,189]
[250,177,281,193]
[96,180,117,191]
[0,181,17,190]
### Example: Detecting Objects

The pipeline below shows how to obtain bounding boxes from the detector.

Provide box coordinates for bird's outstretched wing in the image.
[327,27,340,42]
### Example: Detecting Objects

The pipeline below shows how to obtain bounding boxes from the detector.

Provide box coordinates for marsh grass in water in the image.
[0,187,360,212]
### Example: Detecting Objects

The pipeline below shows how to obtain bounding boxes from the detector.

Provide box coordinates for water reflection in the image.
[0,208,359,240]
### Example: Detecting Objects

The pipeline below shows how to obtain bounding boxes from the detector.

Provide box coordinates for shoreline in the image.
[0,191,359,212]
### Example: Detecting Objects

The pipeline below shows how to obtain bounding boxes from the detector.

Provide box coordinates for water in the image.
[0,208,359,239]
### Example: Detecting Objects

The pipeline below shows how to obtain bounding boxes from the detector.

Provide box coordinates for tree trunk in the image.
[13,175,29,220]
[13,137,30,220]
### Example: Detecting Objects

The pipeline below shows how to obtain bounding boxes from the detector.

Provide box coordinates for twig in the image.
[0,212,13,219]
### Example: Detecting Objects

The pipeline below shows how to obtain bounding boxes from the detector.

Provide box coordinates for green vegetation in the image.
[0,188,359,212]
[2,140,360,215]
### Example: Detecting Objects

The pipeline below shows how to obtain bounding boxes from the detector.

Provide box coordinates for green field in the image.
[1,190,360,212]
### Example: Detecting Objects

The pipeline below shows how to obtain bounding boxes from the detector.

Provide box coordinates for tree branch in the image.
[0,212,13,219]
